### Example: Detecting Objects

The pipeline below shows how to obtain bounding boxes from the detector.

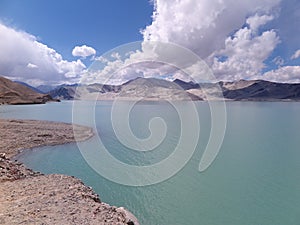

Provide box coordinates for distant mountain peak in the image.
[173,78,200,90]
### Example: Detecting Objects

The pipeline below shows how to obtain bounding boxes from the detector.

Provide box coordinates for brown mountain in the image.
[221,80,300,100]
[48,78,300,102]
[49,77,202,101]
[118,77,202,101]
[0,76,56,105]
[184,80,300,101]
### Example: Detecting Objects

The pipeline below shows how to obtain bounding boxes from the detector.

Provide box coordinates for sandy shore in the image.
[0,119,94,158]
[0,119,138,225]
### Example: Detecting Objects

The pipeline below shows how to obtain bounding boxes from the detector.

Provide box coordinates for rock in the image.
[127,221,135,225]
[0,153,6,159]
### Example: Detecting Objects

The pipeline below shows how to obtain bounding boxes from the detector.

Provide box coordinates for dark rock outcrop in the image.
[173,79,200,90]
[49,86,76,100]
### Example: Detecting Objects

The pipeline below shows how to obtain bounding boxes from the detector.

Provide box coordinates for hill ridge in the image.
[0,76,57,105]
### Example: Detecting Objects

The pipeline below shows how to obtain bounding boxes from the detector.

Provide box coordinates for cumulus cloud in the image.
[57,59,86,78]
[0,22,86,85]
[85,40,219,85]
[111,52,121,60]
[88,0,283,84]
[3,0,295,85]
[141,0,282,81]
[260,66,300,83]
[210,16,280,80]
[72,45,96,58]
[27,63,38,69]
[291,49,300,60]
[142,0,280,59]
[246,14,274,32]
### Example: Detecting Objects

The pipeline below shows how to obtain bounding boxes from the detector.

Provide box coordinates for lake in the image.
[1,101,300,225]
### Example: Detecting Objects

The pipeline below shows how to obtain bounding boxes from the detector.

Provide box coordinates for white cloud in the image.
[246,14,274,32]
[72,45,96,58]
[84,40,218,85]
[87,0,282,84]
[260,66,300,83]
[291,49,300,60]
[0,22,86,85]
[27,63,38,69]
[3,0,292,85]
[142,0,281,59]
[210,23,280,80]
[272,56,284,67]
[111,52,121,60]
[94,56,109,64]
[57,59,86,78]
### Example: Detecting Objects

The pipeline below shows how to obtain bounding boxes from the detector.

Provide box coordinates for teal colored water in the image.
[1,101,300,225]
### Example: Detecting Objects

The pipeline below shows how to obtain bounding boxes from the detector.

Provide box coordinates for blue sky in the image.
[0,0,153,60]
[0,0,299,85]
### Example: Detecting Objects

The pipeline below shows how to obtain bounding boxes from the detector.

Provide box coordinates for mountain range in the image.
[48,77,300,101]
[1,76,300,104]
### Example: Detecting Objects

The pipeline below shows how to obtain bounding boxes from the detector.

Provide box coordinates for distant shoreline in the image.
[0,119,138,225]
[66,97,300,103]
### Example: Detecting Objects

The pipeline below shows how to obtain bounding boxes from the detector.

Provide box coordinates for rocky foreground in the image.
[0,119,138,225]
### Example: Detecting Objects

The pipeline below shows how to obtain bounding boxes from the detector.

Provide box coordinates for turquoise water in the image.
[1,101,300,224]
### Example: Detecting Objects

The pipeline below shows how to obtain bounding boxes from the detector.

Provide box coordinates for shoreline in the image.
[0,119,94,158]
[0,119,138,225]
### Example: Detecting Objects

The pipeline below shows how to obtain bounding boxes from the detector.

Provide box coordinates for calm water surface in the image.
[1,101,300,225]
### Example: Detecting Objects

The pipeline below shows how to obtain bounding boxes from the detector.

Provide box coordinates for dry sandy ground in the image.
[0,119,138,225]
[0,119,93,158]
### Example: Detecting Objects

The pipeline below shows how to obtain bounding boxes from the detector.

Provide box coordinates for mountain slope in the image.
[14,81,44,94]
[173,79,200,90]
[48,78,300,101]
[119,77,201,100]
[0,76,55,104]
[49,77,202,101]
[184,79,300,101]
[36,84,57,94]
[49,85,77,100]
[222,80,300,100]
[49,83,121,100]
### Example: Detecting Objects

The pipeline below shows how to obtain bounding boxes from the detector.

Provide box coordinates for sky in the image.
[0,0,299,86]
